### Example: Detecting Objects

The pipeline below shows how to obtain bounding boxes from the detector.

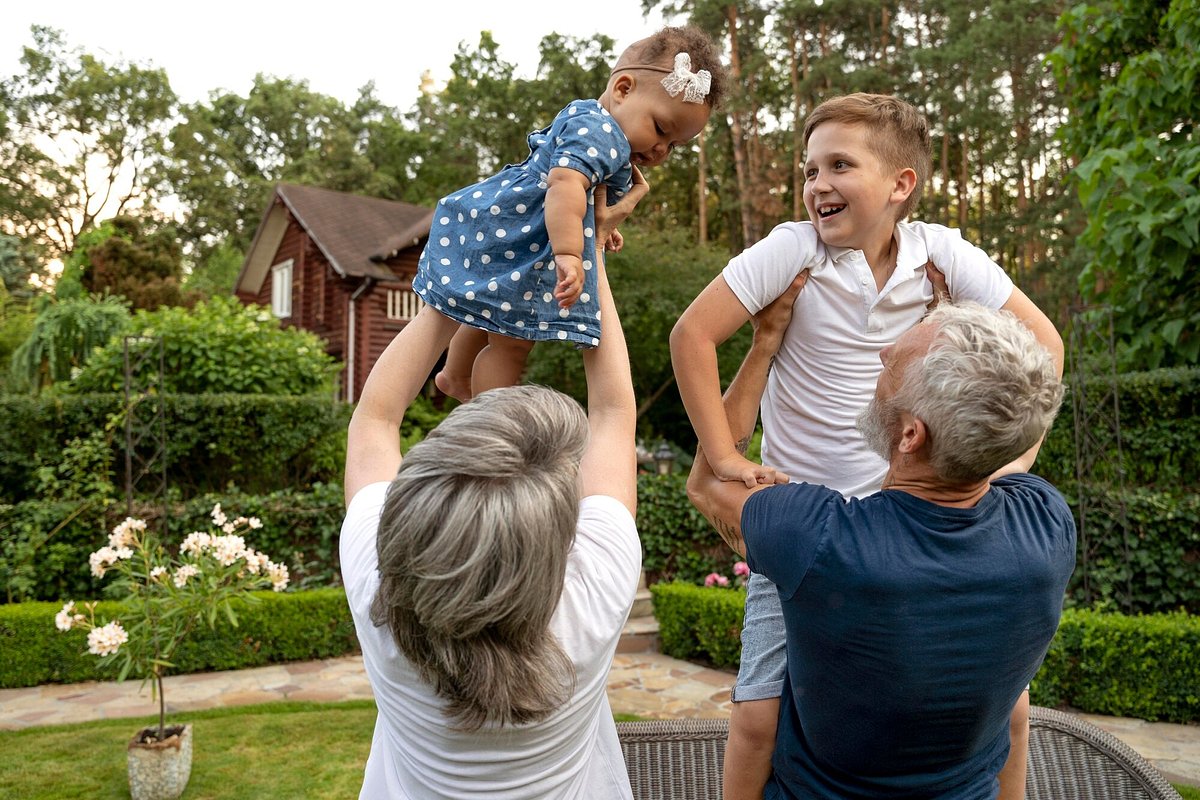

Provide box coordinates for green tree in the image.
[160,76,383,264]
[525,226,749,444]
[0,26,175,261]
[0,233,43,298]
[53,221,119,300]
[1049,0,1200,367]
[66,296,340,395]
[0,286,36,393]
[62,215,188,310]
[9,294,132,393]
[181,237,244,300]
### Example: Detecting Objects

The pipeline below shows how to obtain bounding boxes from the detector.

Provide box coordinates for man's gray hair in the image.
[369,384,587,730]
[896,302,1064,482]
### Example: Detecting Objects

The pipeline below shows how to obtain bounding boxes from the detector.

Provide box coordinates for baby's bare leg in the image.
[435,325,488,402]
[472,333,535,395]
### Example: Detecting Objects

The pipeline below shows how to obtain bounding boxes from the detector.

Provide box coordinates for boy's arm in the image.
[545,167,591,308]
[671,275,789,488]
[1001,285,1064,377]
[687,276,807,554]
[997,285,1064,474]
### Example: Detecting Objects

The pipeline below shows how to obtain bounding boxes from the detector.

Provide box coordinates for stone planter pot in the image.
[127,723,193,800]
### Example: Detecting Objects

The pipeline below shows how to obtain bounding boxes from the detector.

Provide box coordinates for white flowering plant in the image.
[55,505,289,742]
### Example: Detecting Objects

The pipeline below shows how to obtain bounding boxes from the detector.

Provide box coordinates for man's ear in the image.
[890,167,918,206]
[897,412,927,455]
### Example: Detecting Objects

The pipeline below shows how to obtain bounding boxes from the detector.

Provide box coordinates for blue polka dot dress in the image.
[414,99,633,347]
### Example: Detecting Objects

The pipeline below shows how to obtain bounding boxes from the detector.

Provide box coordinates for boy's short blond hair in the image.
[803,93,932,220]
[613,25,728,110]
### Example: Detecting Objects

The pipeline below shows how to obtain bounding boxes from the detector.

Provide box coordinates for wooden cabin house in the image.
[235,183,433,402]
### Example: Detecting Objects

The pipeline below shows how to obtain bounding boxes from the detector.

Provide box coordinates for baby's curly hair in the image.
[615,26,727,109]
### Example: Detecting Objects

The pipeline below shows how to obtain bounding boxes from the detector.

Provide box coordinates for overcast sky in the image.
[3,1,669,111]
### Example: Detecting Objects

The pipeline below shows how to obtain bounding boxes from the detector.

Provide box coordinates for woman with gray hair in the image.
[339,176,647,798]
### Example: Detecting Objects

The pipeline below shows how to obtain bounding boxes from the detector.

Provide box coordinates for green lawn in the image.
[0,702,1195,799]
[0,702,376,800]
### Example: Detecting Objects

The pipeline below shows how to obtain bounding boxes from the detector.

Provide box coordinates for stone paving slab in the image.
[1077,712,1200,788]
[1,654,1196,787]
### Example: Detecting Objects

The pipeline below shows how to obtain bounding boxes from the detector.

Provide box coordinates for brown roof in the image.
[275,183,433,280]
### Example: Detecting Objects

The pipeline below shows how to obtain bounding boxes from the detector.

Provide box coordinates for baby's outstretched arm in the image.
[545,167,590,309]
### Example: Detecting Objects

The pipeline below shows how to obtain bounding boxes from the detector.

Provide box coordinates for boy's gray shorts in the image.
[732,571,787,702]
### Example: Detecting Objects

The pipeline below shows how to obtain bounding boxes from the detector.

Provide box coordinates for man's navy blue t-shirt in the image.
[742,473,1076,799]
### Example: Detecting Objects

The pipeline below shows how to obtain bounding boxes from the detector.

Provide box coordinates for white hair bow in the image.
[660,53,712,104]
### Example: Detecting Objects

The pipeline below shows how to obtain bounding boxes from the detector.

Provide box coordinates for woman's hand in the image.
[594,166,648,245]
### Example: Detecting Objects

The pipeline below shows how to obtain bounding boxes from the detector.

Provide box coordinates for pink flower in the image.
[733,561,751,578]
[704,572,730,587]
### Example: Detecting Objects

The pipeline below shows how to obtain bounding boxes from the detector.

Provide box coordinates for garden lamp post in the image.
[653,442,676,475]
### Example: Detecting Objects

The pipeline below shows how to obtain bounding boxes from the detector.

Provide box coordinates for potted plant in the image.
[55,505,289,800]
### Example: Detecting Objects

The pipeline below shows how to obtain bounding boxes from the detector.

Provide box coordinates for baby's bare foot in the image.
[434,370,472,402]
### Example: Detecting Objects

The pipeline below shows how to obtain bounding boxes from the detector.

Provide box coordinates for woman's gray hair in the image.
[895,302,1064,483]
[369,384,588,730]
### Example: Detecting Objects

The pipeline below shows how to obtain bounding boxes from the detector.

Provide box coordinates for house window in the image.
[271,260,294,318]
[386,288,423,320]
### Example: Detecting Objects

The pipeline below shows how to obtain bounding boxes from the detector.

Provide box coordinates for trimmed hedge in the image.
[0,393,350,502]
[651,582,1200,723]
[651,581,745,669]
[2,484,348,603]
[1032,607,1200,723]
[1060,484,1200,614]
[0,588,357,689]
[1035,367,1200,489]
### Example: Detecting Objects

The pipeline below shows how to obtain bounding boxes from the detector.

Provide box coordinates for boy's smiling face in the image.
[802,121,914,252]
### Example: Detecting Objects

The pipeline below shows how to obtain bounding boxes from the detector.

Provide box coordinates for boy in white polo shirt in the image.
[670,93,1064,800]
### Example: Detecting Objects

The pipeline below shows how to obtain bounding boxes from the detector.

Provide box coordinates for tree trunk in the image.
[725,4,755,247]
[791,27,805,221]
[957,132,969,230]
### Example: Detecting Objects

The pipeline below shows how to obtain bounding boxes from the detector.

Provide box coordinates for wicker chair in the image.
[1027,706,1183,800]
[616,707,1184,800]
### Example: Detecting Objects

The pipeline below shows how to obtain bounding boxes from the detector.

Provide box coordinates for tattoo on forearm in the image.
[734,436,751,455]
[707,513,743,553]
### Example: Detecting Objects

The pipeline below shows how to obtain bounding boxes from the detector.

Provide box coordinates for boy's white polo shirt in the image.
[722,219,1013,499]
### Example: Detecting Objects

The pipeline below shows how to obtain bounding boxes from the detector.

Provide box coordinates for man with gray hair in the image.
[688,292,1076,799]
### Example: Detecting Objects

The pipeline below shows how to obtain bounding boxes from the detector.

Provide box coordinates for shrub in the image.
[8,295,132,392]
[0,394,351,503]
[0,498,113,604]
[650,581,744,669]
[0,588,357,688]
[1035,367,1200,489]
[1031,608,1200,723]
[1061,485,1200,614]
[637,473,736,585]
[2,484,347,603]
[649,583,1200,723]
[64,296,340,396]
